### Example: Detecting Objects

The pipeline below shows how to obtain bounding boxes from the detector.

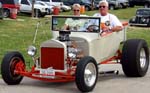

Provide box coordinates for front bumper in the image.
[129,23,148,26]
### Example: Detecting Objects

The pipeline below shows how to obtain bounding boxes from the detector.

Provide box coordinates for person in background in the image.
[93,0,123,33]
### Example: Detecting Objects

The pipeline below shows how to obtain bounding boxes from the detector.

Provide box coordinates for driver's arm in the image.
[111,26,123,32]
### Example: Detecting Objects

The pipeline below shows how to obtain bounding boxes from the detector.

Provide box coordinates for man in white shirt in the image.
[93,0,123,32]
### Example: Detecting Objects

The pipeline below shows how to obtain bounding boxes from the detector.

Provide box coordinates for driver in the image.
[92,0,123,33]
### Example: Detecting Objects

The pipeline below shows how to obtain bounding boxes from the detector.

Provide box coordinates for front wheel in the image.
[121,39,149,77]
[75,56,98,92]
[1,51,25,85]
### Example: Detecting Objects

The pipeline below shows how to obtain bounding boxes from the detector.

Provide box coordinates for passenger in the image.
[63,3,87,31]
[92,0,123,33]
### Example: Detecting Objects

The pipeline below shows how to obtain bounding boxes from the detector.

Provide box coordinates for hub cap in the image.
[140,48,146,68]
[84,63,97,87]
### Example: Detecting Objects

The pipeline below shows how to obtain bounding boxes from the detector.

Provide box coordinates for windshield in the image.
[136,9,150,15]
[52,16,101,33]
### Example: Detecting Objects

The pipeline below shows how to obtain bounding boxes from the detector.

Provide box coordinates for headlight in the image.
[141,18,146,22]
[132,17,136,21]
[27,46,37,57]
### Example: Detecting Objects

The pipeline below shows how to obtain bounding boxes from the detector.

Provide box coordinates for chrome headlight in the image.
[27,46,37,57]
[141,18,146,22]
[132,17,136,21]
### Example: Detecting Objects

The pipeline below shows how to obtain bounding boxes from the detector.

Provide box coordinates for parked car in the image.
[59,0,94,11]
[129,0,150,8]
[35,1,54,14]
[1,15,149,92]
[0,2,3,19]
[40,0,63,7]
[95,0,120,10]
[0,0,20,18]
[118,0,129,8]
[60,3,71,12]
[18,0,49,17]
[129,8,150,27]
[38,0,71,12]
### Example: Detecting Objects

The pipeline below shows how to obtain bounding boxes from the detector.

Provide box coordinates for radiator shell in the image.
[40,40,66,70]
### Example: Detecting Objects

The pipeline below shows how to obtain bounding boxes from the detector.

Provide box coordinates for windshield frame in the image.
[51,15,101,33]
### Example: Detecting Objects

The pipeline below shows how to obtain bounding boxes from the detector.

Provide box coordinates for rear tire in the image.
[1,51,25,85]
[85,6,90,11]
[34,9,45,17]
[3,9,10,18]
[121,39,149,77]
[75,56,98,92]
[109,5,115,10]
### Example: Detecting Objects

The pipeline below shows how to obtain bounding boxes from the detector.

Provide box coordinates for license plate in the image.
[40,68,55,76]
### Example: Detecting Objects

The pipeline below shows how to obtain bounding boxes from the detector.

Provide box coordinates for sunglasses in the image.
[99,6,106,8]
[73,10,80,12]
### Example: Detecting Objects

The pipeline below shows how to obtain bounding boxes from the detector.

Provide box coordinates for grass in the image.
[0,6,149,69]
[0,16,52,67]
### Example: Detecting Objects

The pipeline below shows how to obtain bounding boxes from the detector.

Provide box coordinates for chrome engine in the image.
[58,31,84,60]
[66,41,84,59]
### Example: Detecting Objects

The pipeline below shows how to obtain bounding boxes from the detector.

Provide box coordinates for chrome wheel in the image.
[140,48,146,68]
[121,39,149,77]
[84,63,97,87]
[75,56,98,92]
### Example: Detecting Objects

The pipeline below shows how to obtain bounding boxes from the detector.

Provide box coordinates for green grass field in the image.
[0,6,150,69]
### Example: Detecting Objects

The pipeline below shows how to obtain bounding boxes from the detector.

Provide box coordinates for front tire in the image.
[121,39,149,77]
[75,56,98,92]
[1,51,25,85]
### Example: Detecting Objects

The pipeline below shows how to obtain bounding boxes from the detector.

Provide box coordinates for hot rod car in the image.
[1,16,149,92]
[129,8,150,27]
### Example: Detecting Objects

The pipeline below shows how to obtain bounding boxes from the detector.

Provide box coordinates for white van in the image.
[18,0,49,17]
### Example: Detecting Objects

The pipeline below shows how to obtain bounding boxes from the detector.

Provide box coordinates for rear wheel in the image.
[3,9,10,18]
[85,6,90,11]
[121,39,149,77]
[75,56,98,92]
[109,5,115,10]
[1,51,25,85]
[34,9,45,17]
